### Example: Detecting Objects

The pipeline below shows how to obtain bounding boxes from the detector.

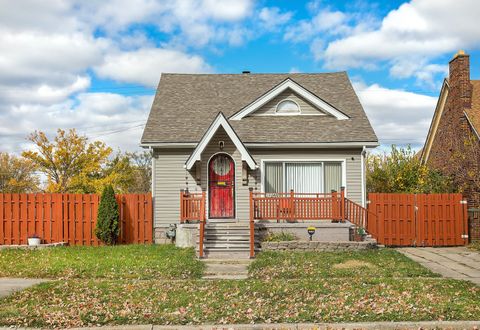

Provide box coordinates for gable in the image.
[248,88,329,117]
[185,112,256,170]
[229,78,349,121]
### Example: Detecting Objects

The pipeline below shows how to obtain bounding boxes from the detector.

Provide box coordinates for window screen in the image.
[324,162,342,193]
[264,162,283,193]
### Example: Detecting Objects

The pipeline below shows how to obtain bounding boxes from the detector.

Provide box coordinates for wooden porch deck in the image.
[180,188,369,258]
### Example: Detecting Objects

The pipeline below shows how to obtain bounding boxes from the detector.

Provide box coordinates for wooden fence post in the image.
[340,187,345,222]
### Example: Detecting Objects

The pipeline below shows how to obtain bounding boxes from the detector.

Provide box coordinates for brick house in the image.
[421,51,480,241]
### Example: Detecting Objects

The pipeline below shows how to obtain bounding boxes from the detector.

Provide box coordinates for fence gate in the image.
[367,193,468,247]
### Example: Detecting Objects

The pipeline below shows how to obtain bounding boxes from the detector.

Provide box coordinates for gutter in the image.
[141,141,380,149]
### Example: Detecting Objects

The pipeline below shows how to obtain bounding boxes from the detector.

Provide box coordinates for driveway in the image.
[0,278,47,298]
[398,247,480,285]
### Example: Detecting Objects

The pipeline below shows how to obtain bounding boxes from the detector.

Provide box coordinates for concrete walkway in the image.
[398,247,480,285]
[0,278,48,298]
[202,259,251,280]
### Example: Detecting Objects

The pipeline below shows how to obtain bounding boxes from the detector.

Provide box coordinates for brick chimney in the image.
[449,50,472,109]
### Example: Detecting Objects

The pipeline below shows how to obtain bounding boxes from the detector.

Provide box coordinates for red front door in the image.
[209,154,235,219]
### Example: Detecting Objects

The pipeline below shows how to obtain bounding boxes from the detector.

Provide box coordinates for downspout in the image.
[361,146,366,207]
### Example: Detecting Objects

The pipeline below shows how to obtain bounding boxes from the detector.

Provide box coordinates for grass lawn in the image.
[248,249,440,279]
[0,245,204,280]
[0,247,479,327]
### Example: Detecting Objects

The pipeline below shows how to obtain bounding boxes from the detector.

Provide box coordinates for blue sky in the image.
[1,0,480,153]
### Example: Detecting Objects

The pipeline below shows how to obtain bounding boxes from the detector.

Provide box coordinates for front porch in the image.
[179,188,369,258]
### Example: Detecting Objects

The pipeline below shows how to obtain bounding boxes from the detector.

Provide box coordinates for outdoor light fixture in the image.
[307,226,316,241]
[219,141,225,150]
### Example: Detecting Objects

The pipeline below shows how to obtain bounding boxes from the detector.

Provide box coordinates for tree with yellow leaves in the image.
[22,129,132,193]
[367,145,453,193]
[0,152,39,193]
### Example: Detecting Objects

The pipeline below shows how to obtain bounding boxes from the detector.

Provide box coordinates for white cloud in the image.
[259,7,293,31]
[322,0,480,82]
[285,8,349,43]
[0,0,225,154]
[95,48,212,87]
[354,82,437,147]
[0,93,153,154]
[0,31,108,86]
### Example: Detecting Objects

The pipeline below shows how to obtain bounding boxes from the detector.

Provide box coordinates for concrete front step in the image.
[204,234,250,240]
[204,231,250,237]
[199,251,252,259]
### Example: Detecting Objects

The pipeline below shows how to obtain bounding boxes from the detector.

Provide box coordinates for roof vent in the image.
[242,70,251,74]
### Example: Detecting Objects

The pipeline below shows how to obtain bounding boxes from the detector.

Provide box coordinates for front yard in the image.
[0,246,479,328]
[0,245,204,280]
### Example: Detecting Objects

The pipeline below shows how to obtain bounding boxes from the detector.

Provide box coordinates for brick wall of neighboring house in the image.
[426,53,480,242]
[471,209,480,243]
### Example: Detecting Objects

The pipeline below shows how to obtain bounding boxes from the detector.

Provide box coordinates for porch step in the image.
[197,222,260,258]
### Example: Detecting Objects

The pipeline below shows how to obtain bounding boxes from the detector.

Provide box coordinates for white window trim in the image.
[275,99,301,115]
[260,159,347,195]
[230,78,349,121]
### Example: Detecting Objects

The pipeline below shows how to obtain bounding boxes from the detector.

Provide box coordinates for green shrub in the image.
[95,185,120,245]
[367,145,453,193]
[264,231,296,242]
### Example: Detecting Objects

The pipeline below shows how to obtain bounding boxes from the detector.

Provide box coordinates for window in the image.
[264,161,343,193]
[276,99,300,114]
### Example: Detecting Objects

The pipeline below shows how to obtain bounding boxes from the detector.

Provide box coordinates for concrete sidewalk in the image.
[398,247,480,285]
[0,278,48,298]
[1,321,479,330]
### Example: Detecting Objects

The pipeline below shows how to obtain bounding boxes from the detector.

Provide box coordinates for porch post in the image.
[199,190,206,258]
[249,188,255,258]
[340,186,345,222]
[290,189,295,222]
[331,189,339,222]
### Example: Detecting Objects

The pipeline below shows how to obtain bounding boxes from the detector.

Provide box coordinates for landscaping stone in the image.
[0,242,66,250]
[262,240,377,252]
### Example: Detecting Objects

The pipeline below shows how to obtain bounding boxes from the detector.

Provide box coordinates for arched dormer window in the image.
[276,99,300,114]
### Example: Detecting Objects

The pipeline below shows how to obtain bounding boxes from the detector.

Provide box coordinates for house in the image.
[141,72,378,256]
[421,51,480,242]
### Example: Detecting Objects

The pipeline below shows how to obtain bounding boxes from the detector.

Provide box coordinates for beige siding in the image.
[153,143,364,227]
[153,148,197,227]
[251,89,328,116]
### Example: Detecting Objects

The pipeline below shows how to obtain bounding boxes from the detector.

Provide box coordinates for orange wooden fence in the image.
[367,193,468,246]
[0,193,152,246]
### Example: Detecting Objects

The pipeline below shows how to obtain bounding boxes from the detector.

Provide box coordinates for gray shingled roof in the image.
[141,72,378,144]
